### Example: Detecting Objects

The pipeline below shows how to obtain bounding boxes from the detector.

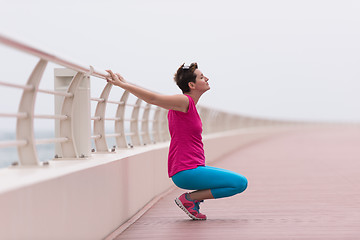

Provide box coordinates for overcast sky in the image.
[0,0,359,131]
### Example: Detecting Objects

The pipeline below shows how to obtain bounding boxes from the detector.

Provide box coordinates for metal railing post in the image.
[152,106,162,143]
[54,68,91,158]
[16,59,48,166]
[93,82,112,152]
[141,103,152,145]
[130,98,143,146]
[115,91,129,148]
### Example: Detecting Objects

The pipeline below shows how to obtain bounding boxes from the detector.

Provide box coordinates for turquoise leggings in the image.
[171,166,248,199]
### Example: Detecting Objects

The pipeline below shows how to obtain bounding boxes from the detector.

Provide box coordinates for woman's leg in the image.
[172,166,248,201]
[189,189,213,201]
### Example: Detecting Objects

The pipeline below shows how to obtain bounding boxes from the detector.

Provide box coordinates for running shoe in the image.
[175,193,207,220]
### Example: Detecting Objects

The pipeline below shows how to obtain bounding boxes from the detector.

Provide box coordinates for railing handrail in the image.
[0,33,296,168]
[0,33,107,79]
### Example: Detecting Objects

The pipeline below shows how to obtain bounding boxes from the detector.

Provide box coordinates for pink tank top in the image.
[167,95,205,177]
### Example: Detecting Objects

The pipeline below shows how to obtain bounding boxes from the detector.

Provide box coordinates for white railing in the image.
[0,34,291,167]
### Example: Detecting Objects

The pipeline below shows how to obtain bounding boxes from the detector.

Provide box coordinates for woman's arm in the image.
[106,70,189,112]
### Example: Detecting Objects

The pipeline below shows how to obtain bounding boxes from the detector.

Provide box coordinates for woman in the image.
[106,63,247,220]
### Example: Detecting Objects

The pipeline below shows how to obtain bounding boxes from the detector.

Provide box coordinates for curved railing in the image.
[0,34,293,167]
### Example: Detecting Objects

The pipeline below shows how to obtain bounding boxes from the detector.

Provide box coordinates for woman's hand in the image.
[106,70,127,87]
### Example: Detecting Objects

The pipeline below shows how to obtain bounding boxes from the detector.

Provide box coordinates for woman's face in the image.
[194,69,210,93]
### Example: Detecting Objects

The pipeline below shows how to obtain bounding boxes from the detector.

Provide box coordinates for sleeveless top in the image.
[167,95,205,177]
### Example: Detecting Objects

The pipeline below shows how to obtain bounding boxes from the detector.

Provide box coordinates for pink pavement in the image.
[115,126,360,240]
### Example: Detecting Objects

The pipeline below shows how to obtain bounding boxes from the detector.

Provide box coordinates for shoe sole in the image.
[174,197,206,220]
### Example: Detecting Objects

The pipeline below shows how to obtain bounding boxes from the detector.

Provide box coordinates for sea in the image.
[0,130,54,168]
[0,130,118,169]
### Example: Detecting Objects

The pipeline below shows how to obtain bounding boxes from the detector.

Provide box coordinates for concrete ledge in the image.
[0,125,300,240]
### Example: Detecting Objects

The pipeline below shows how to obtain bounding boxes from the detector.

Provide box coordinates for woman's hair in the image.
[174,62,198,93]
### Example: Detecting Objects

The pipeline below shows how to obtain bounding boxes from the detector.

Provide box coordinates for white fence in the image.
[0,34,286,168]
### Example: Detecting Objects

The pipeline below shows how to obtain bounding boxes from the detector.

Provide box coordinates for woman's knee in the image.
[234,175,248,194]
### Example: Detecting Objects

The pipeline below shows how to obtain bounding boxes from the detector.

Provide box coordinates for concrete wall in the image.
[0,126,293,240]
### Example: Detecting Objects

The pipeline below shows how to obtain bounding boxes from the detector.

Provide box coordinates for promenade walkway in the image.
[113,126,360,240]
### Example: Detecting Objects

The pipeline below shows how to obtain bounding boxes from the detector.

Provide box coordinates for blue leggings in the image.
[171,166,248,199]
